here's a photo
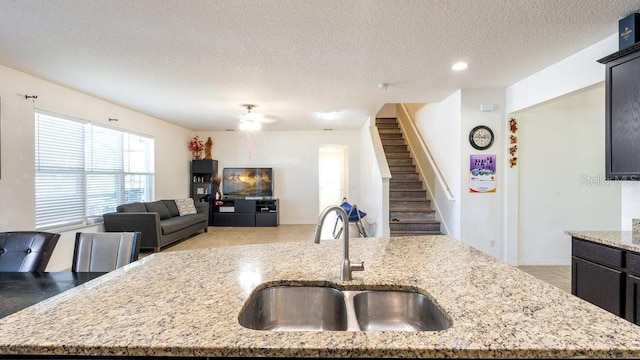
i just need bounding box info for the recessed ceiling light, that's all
[451,62,468,71]
[314,111,343,121]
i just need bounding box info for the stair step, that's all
[381,139,406,146]
[390,182,423,190]
[378,133,404,140]
[378,128,402,134]
[389,165,416,173]
[390,210,436,221]
[390,231,443,237]
[390,199,431,209]
[376,123,399,129]
[387,158,414,166]
[383,145,408,152]
[390,220,441,232]
[376,117,398,124]
[390,189,427,199]
[391,173,419,181]
[385,151,411,159]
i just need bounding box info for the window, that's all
[35,111,154,230]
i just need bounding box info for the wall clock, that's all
[469,125,494,150]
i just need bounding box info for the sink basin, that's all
[238,284,451,332]
[351,290,451,331]
[238,285,348,331]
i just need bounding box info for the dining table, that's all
[0,272,106,319]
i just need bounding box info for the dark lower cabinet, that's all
[626,274,640,324]
[572,236,640,324]
[626,251,640,324]
[213,199,278,227]
[572,256,624,316]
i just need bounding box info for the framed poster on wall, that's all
[469,154,496,193]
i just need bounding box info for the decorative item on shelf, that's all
[204,137,213,159]
[188,135,204,160]
[510,135,517,144]
[213,174,222,199]
[619,13,640,50]
[508,145,517,156]
[509,157,518,168]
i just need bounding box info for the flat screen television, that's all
[222,167,274,198]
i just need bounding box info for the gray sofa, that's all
[103,200,208,252]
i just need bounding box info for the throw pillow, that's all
[145,201,171,220]
[175,198,197,216]
[163,200,180,217]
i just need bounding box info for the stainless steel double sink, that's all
[238,285,451,332]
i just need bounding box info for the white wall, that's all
[503,33,640,264]
[516,85,621,265]
[358,118,391,237]
[0,63,192,271]
[415,91,462,239]
[197,130,362,224]
[459,88,505,259]
[505,34,617,114]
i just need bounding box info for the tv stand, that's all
[213,199,278,227]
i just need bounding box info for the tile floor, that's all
[518,265,571,293]
[146,225,572,293]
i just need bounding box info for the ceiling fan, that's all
[239,104,276,131]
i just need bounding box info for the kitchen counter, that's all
[1,235,639,358]
[566,230,640,253]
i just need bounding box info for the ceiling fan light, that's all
[239,120,261,132]
[241,111,264,122]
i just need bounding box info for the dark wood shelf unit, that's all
[213,199,278,227]
[190,159,218,226]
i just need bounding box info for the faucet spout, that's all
[312,205,364,281]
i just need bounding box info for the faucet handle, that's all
[351,261,364,272]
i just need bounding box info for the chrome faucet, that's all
[312,205,364,281]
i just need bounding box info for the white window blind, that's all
[35,111,154,230]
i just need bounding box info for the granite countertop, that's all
[1,235,640,358]
[565,230,640,253]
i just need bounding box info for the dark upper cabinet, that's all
[599,42,640,180]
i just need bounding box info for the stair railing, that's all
[396,103,454,234]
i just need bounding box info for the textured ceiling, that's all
[1,0,639,131]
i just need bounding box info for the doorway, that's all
[318,145,348,239]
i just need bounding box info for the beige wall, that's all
[516,84,621,265]
[191,130,363,225]
[0,63,192,270]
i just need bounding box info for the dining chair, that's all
[0,231,60,272]
[72,232,141,272]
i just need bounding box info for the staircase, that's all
[376,117,441,236]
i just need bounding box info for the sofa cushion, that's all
[145,201,171,220]
[163,200,180,217]
[160,213,207,234]
[117,202,147,212]
[175,198,197,216]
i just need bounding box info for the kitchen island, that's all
[1,235,639,358]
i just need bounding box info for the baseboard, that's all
[517,258,571,266]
